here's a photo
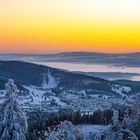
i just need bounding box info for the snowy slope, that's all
[112,84,131,97]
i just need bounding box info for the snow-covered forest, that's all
[0,61,140,140]
[0,79,140,140]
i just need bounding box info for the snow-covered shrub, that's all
[0,79,28,140]
[88,109,138,140]
[122,94,140,139]
[46,121,83,140]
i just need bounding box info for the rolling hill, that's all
[0,61,139,97]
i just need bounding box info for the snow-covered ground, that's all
[23,86,47,105]
[79,125,106,137]
[0,84,135,113]
[50,96,67,106]
[112,84,131,97]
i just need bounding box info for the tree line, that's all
[26,108,126,139]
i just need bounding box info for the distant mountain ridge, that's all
[0,52,140,67]
[1,51,140,56]
[52,51,140,56]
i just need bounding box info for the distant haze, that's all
[0,52,140,80]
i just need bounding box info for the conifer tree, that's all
[0,79,28,140]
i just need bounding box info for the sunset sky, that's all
[0,0,140,54]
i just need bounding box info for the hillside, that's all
[0,61,138,97]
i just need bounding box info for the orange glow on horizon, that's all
[0,0,140,54]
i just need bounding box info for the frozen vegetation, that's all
[0,79,139,139]
[0,79,28,140]
[46,121,83,140]
[45,106,139,140]
[0,62,140,139]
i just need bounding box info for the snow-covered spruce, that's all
[121,94,140,139]
[88,109,138,140]
[46,121,83,140]
[0,79,28,140]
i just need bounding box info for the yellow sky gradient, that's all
[0,0,140,53]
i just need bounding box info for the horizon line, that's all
[0,51,140,55]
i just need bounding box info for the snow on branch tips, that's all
[0,79,28,140]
